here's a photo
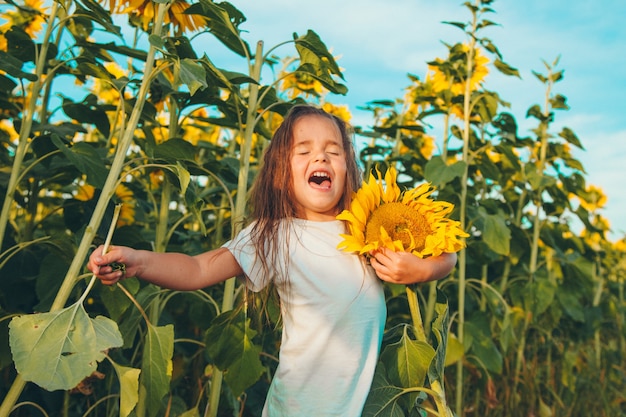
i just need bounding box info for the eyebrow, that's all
[293,139,343,147]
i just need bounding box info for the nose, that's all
[313,149,328,162]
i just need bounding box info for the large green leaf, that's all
[186,0,249,57]
[204,311,265,396]
[0,50,37,81]
[51,134,109,188]
[525,162,556,191]
[9,303,123,391]
[478,208,511,255]
[294,30,347,95]
[142,323,174,417]
[379,325,435,396]
[464,315,503,374]
[154,139,196,162]
[61,95,111,137]
[295,30,343,77]
[523,276,557,318]
[424,156,466,187]
[362,365,406,417]
[178,58,208,95]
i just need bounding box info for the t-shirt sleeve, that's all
[221,223,269,292]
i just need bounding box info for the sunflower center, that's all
[365,202,431,251]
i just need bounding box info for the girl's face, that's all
[290,115,347,221]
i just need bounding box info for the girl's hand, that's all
[369,248,457,284]
[88,245,140,285]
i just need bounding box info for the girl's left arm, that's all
[369,249,457,284]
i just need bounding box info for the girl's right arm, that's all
[87,245,243,290]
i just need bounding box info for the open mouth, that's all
[309,171,332,188]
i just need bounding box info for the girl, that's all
[88,105,457,416]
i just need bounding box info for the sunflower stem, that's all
[424,280,438,337]
[406,285,426,343]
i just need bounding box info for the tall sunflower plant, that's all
[337,166,466,416]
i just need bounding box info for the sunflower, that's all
[0,0,48,39]
[75,182,136,227]
[99,0,205,35]
[337,167,468,258]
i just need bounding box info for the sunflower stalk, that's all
[0,0,60,252]
[406,285,427,342]
[205,40,264,417]
[512,61,554,403]
[454,3,478,413]
[592,252,603,367]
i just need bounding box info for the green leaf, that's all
[444,334,464,366]
[51,135,109,188]
[294,30,348,95]
[550,94,569,110]
[76,62,114,82]
[154,138,196,162]
[493,58,520,78]
[295,30,343,77]
[178,408,201,417]
[199,55,232,89]
[204,311,265,396]
[99,278,139,321]
[167,162,191,196]
[428,290,450,383]
[526,104,547,121]
[525,163,556,191]
[557,290,585,322]
[362,365,406,417]
[558,127,583,149]
[179,58,208,95]
[442,20,467,31]
[110,360,141,417]
[186,0,249,57]
[148,34,166,50]
[380,325,435,390]
[142,324,174,417]
[464,315,502,373]
[424,156,466,187]
[523,276,556,317]
[532,70,548,84]
[474,92,499,122]
[75,40,148,61]
[0,50,37,81]
[479,209,510,255]
[61,95,111,137]
[9,304,123,391]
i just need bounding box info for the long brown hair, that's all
[247,104,361,283]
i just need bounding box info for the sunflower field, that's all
[0,0,624,416]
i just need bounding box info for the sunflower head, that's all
[337,167,468,258]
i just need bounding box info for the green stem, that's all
[155,180,172,253]
[479,264,488,311]
[424,281,438,337]
[455,5,477,412]
[513,63,553,404]
[592,254,603,367]
[206,40,265,417]
[0,0,59,249]
[406,285,426,342]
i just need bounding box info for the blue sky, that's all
[215,0,626,240]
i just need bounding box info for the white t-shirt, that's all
[224,218,386,417]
